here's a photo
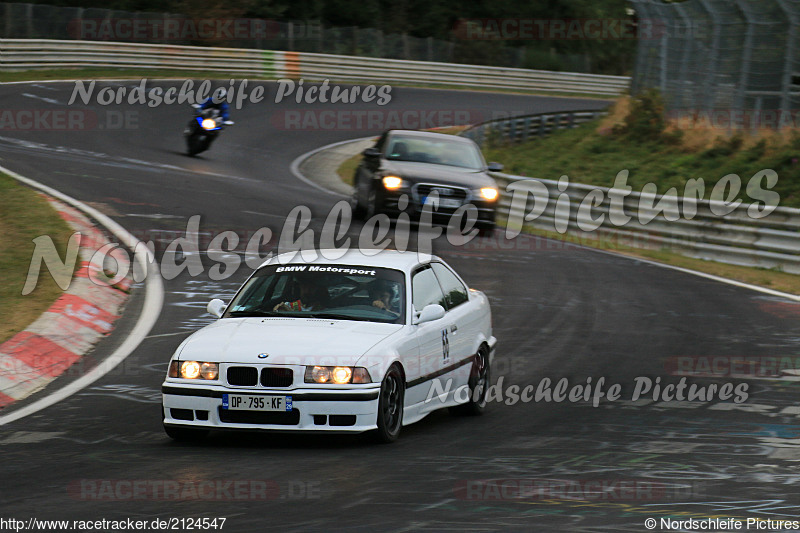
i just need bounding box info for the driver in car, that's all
[370,282,400,316]
[274,278,328,311]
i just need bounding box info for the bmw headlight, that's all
[304,366,371,384]
[169,360,219,380]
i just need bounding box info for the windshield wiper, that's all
[306,312,372,322]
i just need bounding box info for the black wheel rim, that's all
[381,370,402,433]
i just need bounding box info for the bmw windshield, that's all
[223,265,406,324]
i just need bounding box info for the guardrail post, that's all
[522,117,532,142]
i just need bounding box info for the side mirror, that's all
[191,103,201,109]
[207,299,227,318]
[363,147,381,158]
[414,304,446,324]
[487,162,504,172]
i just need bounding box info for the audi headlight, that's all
[169,361,219,380]
[479,187,499,201]
[382,176,403,190]
[304,366,371,384]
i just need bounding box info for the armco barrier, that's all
[0,39,630,96]
[461,110,607,145]
[493,173,800,274]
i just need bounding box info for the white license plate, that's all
[423,196,462,209]
[222,394,292,411]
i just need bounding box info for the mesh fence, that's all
[0,2,515,69]
[1,2,637,73]
[631,0,800,130]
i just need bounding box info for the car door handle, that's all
[451,324,458,334]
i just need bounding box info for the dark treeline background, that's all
[4,0,635,73]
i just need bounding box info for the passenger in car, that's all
[273,278,329,311]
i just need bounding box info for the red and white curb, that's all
[0,165,163,426]
[0,196,133,408]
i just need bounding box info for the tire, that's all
[186,134,201,156]
[450,346,490,416]
[351,177,366,220]
[164,424,209,442]
[477,222,496,237]
[374,364,404,443]
[365,186,380,220]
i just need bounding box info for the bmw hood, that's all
[177,318,403,366]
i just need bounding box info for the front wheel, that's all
[450,346,490,416]
[364,186,380,220]
[350,178,366,220]
[374,364,404,443]
[477,222,496,237]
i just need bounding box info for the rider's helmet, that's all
[213,87,228,102]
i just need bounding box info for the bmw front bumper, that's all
[162,383,381,433]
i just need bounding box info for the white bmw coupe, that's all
[162,248,495,443]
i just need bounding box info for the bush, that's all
[617,89,667,141]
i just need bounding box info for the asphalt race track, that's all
[2,81,800,532]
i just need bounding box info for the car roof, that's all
[386,129,475,145]
[259,248,440,272]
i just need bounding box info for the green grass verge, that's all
[482,119,800,207]
[0,174,77,344]
[337,153,362,186]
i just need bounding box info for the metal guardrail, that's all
[461,110,607,145]
[0,39,630,96]
[457,110,800,273]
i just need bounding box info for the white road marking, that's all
[0,165,165,427]
[289,136,375,197]
[590,247,800,303]
[21,92,61,104]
